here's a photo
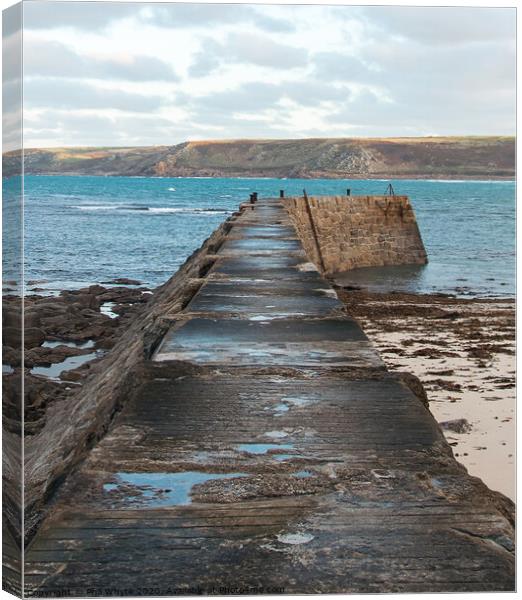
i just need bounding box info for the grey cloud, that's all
[3,78,21,114]
[3,108,22,151]
[225,32,308,69]
[23,2,295,33]
[3,28,22,84]
[191,82,281,117]
[146,4,295,32]
[281,80,352,107]
[190,32,308,77]
[188,49,221,78]
[24,109,194,146]
[24,1,139,31]
[326,74,515,137]
[186,80,353,133]
[24,79,166,112]
[24,39,178,82]
[361,6,516,46]
[360,38,515,98]
[311,52,375,84]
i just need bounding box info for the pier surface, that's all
[25,198,514,595]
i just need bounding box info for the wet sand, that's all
[337,289,515,501]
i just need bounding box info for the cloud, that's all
[24,79,166,112]
[24,2,295,33]
[19,4,516,146]
[361,6,516,45]
[2,24,22,84]
[190,32,308,77]
[24,1,139,31]
[24,39,179,82]
[143,4,295,32]
[189,79,353,122]
[311,52,375,84]
[2,4,22,151]
[23,109,195,147]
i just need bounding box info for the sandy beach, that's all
[338,289,515,501]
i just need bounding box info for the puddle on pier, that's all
[30,352,100,380]
[103,471,248,506]
[268,396,316,417]
[248,313,306,322]
[264,430,289,439]
[277,532,315,545]
[100,302,118,318]
[236,443,297,461]
[43,339,95,349]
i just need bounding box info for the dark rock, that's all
[24,327,46,349]
[439,418,472,434]
[60,369,85,382]
[24,345,92,368]
[101,278,142,285]
[24,311,42,328]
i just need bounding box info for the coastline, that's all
[13,171,517,181]
[337,288,515,501]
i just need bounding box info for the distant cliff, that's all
[3,137,515,179]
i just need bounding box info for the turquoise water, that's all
[2,175,515,297]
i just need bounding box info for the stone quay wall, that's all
[284,195,428,275]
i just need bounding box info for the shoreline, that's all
[13,172,516,181]
[337,287,516,501]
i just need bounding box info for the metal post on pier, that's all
[280,190,285,198]
[385,183,396,197]
[347,188,351,196]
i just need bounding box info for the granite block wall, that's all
[284,195,427,275]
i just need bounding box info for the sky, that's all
[2,1,517,149]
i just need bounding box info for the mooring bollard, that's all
[280,190,285,198]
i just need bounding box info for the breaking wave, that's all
[73,204,231,215]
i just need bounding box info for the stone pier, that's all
[21,197,514,595]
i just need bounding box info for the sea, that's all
[2,175,516,298]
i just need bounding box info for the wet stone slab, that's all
[197,279,339,298]
[211,254,308,272]
[228,225,297,238]
[218,238,303,253]
[153,318,382,368]
[184,292,342,317]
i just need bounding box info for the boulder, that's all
[24,345,92,368]
[439,418,472,434]
[101,278,142,285]
[24,328,46,349]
